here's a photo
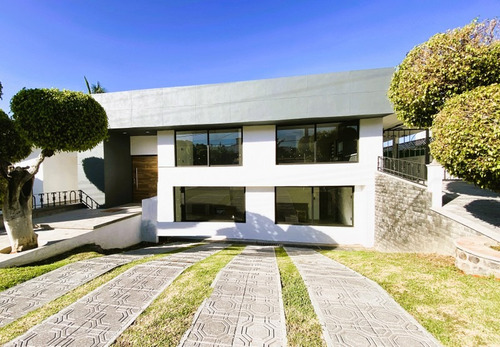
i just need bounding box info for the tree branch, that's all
[0,159,11,179]
[26,151,46,177]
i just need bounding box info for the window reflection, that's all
[174,187,245,222]
[276,125,314,163]
[175,129,242,166]
[275,186,353,226]
[176,131,208,166]
[276,121,358,164]
[209,129,242,165]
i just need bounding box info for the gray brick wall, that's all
[375,172,479,255]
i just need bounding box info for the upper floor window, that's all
[176,128,242,166]
[276,121,358,164]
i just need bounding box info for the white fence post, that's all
[426,161,444,208]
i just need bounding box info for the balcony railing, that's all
[32,190,100,210]
[377,156,427,185]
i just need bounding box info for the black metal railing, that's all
[377,156,427,185]
[32,190,100,209]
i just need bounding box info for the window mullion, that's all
[206,130,210,166]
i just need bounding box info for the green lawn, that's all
[0,245,498,346]
[321,250,500,347]
[275,247,325,346]
[0,244,103,291]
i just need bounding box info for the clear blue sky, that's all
[0,0,498,112]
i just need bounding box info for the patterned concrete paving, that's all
[5,243,226,347]
[285,246,441,347]
[179,245,287,347]
[0,241,198,328]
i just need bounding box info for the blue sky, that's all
[0,0,498,112]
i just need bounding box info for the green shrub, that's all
[430,84,500,191]
[388,19,500,128]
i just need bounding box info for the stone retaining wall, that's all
[375,172,480,255]
[455,236,500,279]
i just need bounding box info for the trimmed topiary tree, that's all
[430,84,500,192]
[388,19,500,128]
[0,88,108,252]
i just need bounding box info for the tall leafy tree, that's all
[388,19,500,128]
[0,88,108,252]
[388,19,500,191]
[430,84,500,191]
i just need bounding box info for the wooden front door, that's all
[132,156,158,202]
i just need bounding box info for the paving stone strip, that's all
[0,242,199,328]
[179,245,287,347]
[285,247,441,347]
[4,242,223,347]
[0,241,200,329]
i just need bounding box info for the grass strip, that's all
[320,250,500,347]
[275,247,325,347]
[113,245,244,346]
[0,244,104,292]
[0,243,203,344]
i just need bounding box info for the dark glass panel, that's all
[313,187,353,226]
[337,123,358,162]
[209,129,242,165]
[176,131,208,166]
[174,187,245,222]
[276,125,314,163]
[275,187,312,224]
[316,123,337,162]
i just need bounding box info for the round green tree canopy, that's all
[388,19,500,128]
[0,109,32,163]
[10,88,108,152]
[430,84,500,192]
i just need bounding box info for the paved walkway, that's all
[442,181,500,241]
[0,244,443,346]
[285,246,441,347]
[179,245,286,346]
[6,243,226,347]
[0,242,197,328]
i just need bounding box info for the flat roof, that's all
[93,67,395,132]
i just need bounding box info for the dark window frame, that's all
[174,186,246,223]
[275,121,359,164]
[175,128,243,167]
[274,186,354,227]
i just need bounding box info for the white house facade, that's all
[34,68,395,247]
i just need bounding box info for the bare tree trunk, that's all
[1,151,48,253]
[3,171,37,252]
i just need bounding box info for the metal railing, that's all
[377,156,427,185]
[32,190,100,209]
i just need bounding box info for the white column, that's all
[427,161,444,208]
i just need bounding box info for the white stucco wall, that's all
[155,118,383,246]
[43,152,78,192]
[130,135,158,155]
[15,150,78,196]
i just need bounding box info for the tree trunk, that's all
[1,151,48,253]
[2,168,38,253]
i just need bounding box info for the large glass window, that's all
[176,131,208,166]
[276,121,358,164]
[174,187,245,222]
[176,129,242,166]
[275,186,353,226]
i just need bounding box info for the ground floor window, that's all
[174,187,245,222]
[275,186,353,226]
